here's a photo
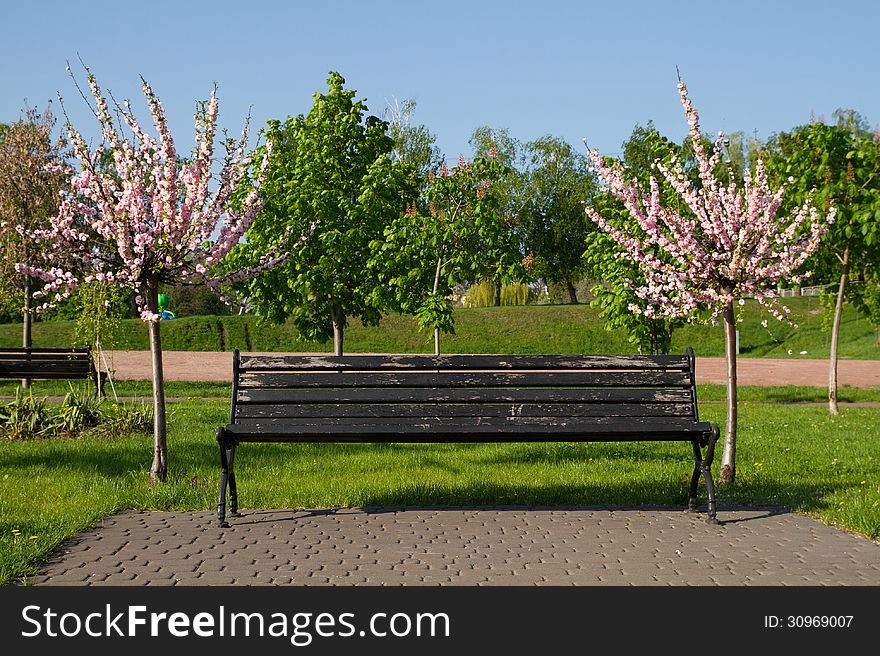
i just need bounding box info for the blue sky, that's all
[2,0,878,162]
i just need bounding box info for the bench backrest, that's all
[0,347,94,380]
[229,349,701,425]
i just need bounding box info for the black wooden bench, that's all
[0,347,106,397]
[215,348,721,527]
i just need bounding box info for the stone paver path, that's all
[28,507,880,586]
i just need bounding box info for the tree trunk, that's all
[563,270,578,304]
[146,281,167,484]
[331,305,344,356]
[828,247,849,416]
[494,279,502,307]
[434,327,441,356]
[719,299,738,485]
[432,256,444,356]
[21,275,32,389]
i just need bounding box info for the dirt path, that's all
[98,350,880,388]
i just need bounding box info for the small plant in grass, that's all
[0,389,152,439]
[0,389,52,439]
[98,402,154,437]
[56,390,103,435]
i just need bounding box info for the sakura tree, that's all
[585,78,833,485]
[17,69,302,483]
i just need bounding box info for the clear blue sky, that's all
[3,0,878,162]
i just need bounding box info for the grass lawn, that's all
[1,394,878,585]
[1,296,878,359]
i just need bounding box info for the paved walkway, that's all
[100,350,880,388]
[28,506,880,586]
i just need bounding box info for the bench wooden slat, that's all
[238,371,692,389]
[0,347,91,356]
[226,416,714,441]
[237,354,690,372]
[0,355,91,362]
[234,402,697,419]
[0,369,92,377]
[237,387,694,405]
[229,415,711,430]
[0,361,91,369]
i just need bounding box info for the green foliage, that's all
[73,282,131,348]
[54,391,103,434]
[763,122,880,291]
[849,270,880,342]
[159,285,231,317]
[0,107,67,325]
[0,389,52,439]
[99,401,154,437]
[236,71,416,346]
[0,390,153,440]
[413,293,456,336]
[585,231,682,355]
[520,136,596,302]
[385,98,444,189]
[468,126,530,288]
[370,154,523,343]
[464,280,529,307]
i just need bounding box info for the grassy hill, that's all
[0,296,877,358]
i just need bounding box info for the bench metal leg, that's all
[217,427,241,528]
[688,427,721,525]
[217,430,230,528]
[227,444,240,519]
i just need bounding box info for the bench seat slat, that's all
[0,369,92,377]
[237,387,694,405]
[235,402,696,419]
[238,371,692,389]
[226,416,714,441]
[238,354,690,372]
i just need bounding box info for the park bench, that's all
[0,346,106,397]
[215,348,721,527]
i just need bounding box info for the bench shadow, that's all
[223,480,828,529]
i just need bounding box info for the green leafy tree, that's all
[370,154,522,354]
[850,266,880,343]
[238,72,416,355]
[0,106,67,383]
[763,120,880,414]
[385,98,444,189]
[469,126,528,304]
[521,136,595,304]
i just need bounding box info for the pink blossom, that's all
[17,70,308,319]
[585,79,833,326]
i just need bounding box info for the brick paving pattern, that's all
[27,507,880,586]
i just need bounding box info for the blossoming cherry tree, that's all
[18,70,305,483]
[585,79,833,484]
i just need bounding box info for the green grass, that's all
[1,398,879,585]
[1,296,878,358]
[0,379,231,399]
